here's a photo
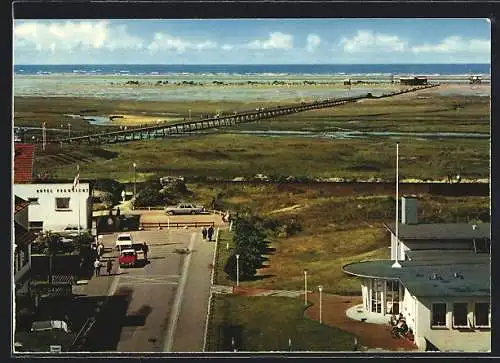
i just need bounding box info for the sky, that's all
[13,19,491,65]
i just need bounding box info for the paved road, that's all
[97,228,216,352]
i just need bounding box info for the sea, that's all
[13,63,490,76]
[13,64,490,101]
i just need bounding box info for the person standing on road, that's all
[97,242,104,258]
[207,226,214,241]
[201,227,208,240]
[142,242,149,263]
[106,259,113,275]
[94,258,102,277]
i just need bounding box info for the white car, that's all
[115,233,133,251]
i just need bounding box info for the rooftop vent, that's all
[454,272,464,279]
[401,196,418,225]
[429,273,443,281]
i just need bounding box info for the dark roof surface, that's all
[14,144,35,184]
[384,222,491,240]
[14,196,30,214]
[405,250,489,263]
[343,259,490,297]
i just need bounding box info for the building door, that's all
[386,280,400,315]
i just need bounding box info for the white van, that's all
[115,233,133,251]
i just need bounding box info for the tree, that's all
[36,231,61,283]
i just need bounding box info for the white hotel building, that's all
[13,183,92,233]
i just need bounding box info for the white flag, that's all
[72,165,80,191]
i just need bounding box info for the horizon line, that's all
[14,62,491,66]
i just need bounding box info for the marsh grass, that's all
[46,134,489,181]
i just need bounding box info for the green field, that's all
[205,294,356,352]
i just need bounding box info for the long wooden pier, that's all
[54,84,439,145]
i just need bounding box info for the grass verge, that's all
[205,295,356,352]
[213,229,235,286]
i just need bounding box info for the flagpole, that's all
[392,142,401,268]
[77,165,81,236]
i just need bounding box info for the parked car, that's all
[119,249,137,268]
[165,203,205,215]
[115,233,133,251]
[61,225,85,238]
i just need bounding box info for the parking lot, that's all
[96,228,216,352]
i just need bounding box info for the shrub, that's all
[133,179,166,208]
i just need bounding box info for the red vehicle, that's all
[119,249,138,268]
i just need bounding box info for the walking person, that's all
[97,242,104,258]
[106,259,113,275]
[142,242,149,263]
[201,226,208,240]
[94,258,102,277]
[207,225,214,242]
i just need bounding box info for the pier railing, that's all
[50,84,439,146]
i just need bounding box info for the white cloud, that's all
[147,32,217,53]
[14,21,144,53]
[306,34,321,53]
[411,36,490,54]
[222,44,233,51]
[246,32,293,50]
[339,30,407,53]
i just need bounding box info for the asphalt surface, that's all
[97,228,216,352]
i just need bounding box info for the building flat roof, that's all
[384,222,491,240]
[343,259,490,297]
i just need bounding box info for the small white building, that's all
[343,196,490,352]
[13,183,92,233]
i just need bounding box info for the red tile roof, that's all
[15,222,37,247]
[14,144,35,184]
[14,196,30,214]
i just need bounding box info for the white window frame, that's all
[452,302,469,329]
[474,302,490,328]
[431,302,448,329]
[55,197,71,211]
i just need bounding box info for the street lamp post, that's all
[42,122,46,151]
[304,269,308,306]
[318,285,323,324]
[236,254,240,287]
[133,162,137,198]
[68,123,71,138]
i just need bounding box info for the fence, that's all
[140,221,215,230]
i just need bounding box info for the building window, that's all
[27,197,39,204]
[371,279,383,314]
[475,303,490,328]
[431,303,447,328]
[452,303,469,328]
[474,239,490,254]
[55,197,71,210]
[29,221,43,232]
